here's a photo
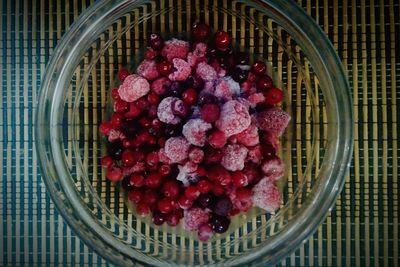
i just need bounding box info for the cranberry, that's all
[125,102,141,118]
[209,166,231,186]
[147,92,160,105]
[157,60,173,76]
[263,87,283,105]
[191,22,210,41]
[147,33,164,51]
[136,202,151,216]
[136,97,149,110]
[106,167,122,182]
[209,214,230,233]
[236,51,249,65]
[198,224,213,241]
[185,185,200,200]
[204,148,223,164]
[159,164,171,177]
[111,88,120,100]
[144,48,157,60]
[178,196,193,209]
[214,31,231,51]
[212,183,225,196]
[235,187,253,211]
[182,88,198,105]
[231,67,249,83]
[143,189,158,205]
[139,117,151,129]
[197,180,212,193]
[162,180,181,199]
[120,150,136,167]
[196,193,215,209]
[99,121,112,136]
[167,211,181,226]
[122,139,133,148]
[118,68,130,82]
[121,176,134,191]
[114,99,129,113]
[148,105,158,118]
[100,156,113,168]
[130,173,145,187]
[200,103,220,123]
[171,99,189,117]
[145,172,162,189]
[158,137,166,147]
[208,130,227,149]
[243,163,262,185]
[213,197,232,216]
[251,61,267,76]
[196,166,207,177]
[158,198,174,214]
[152,212,166,225]
[128,189,143,203]
[146,151,159,166]
[110,113,123,128]
[136,131,152,144]
[232,171,248,187]
[256,75,273,91]
[106,140,124,160]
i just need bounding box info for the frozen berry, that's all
[200,103,220,123]
[209,214,230,233]
[232,171,248,187]
[130,173,145,187]
[151,77,171,95]
[198,224,213,241]
[184,207,209,231]
[101,156,113,168]
[99,121,112,136]
[257,108,291,136]
[214,31,231,51]
[264,87,283,105]
[185,75,204,90]
[167,211,181,226]
[196,62,217,81]
[147,92,160,105]
[178,196,193,209]
[188,147,204,164]
[261,155,285,181]
[136,59,159,81]
[161,38,190,62]
[198,93,218,106]
[216,100,251,137]
[159,164,171,177]
[157,60,173,76]
[106,166,122,182]
[213,197,232,216]
[128,189,143,203]
[252,178,281,212]
[118,74,150,103]
[118,68,130,82]
[121,150,137,167]
[208,130,227,149]
[147,33,164,50]
[152,212,166,225]
[106,140,124,160]
[196,193,215,209]
[233,187,253,211]
[182,88,198,105]
[212,183,225,196]
[256,75,273,91]
[185,185,200,200]
[145,172,162,189]
[111,88,120,99]
[197,180,212,193]
[157,198,174,214]
[182,118,212,147]
[191,22,210,41]
[144,48,157,60]
[209,165,231,186]
[236,51,249,65]
[231,67,249,83]
[143,189,159,205]
[251,61,267,76]
[162,180,181,199]
[114,99,129,113]
[157,96,181,125]
[204,147,223,164]
[136,202,151,216]
[146,151,159,166]
[221,144,248,172]
[171,99,189,117]
[164,136,190,163]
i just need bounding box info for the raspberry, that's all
[187,42,208,67]
[151,77,171,95]
[200,103,220,123]
[257,108,291,136]
[136,59,159,81]
[208,130,227,149]
[247,145,262,163]
[248,93,266,106]
[158,148,172,164]
[252,178,281,212]
[233,123,259,147]
[198,224,213,242]
[261,155,285,181]
[183,207,209,231]
[196,62,217,81]
[214,79,232,101]
[221,144,248,171]
[182,118,212,147]
[216,100,251,137]
[188,147,204,164]
[164,136,190,163]
[118,74,150,103]
[168,58,192,81]
[157,96,181,125]
[209,165,231,186]
[161,38,190,61]
[106,166,122,182]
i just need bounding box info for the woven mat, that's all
[1,0,399,266]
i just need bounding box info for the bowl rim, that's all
[35,0,354,266]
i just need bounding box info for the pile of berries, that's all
[99,22,290,241]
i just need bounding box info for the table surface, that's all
[1,0,399,266]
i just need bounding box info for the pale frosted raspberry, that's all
[168,58,192,81]
[188,147,204,164]
[221,144,248,171]
[198,224,214,242]
[215,100,251,137]
[201,81,215,95]
[157,96,181,124]
[214,79,232,101]
[248,93,266,106]
[118,74,150,102]
[161,38,190,61]
[246,145,262,163]
[151,77,171,95]
[182,118,212,146]
[261,156,285,181]
[234,123,259,147]
[136,59,159,80]
[187,42,208,67]
[108,129,125,142]
[158,148,172,164]
[209,60,227,77]
[196,62,217,81]
[182,160,198,173]
[222,76,240,95]
[122,162,146,176]
[252,178,281,213]
[257,108,291,136]
[227,187,253,212]
[164,136,190,163]
[184,207,209,231]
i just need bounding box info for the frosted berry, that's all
[167,211,181,226]
[118,68,130,82]
[198,224,213,241]
[171,99,189,117]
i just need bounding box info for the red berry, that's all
[263,87,283,105]
[204,148,223,164]
[151,118,162,130]
[148,105,158,118]
[143,189,158,205]
[128,189,143,203]
[178,196,193,209]
[147,136,157,145]
[118,68,130,82]
[235,187,253,211]
[158,137,166,148]
[160,164,171,177]
[171,99,189,117]
[162,180,181,199]
[232,171,248,187]
[182,88,198,105]
[208,130,227,149]
[106,167,122,182]
[145,172,162,189]
[209,165,231,186]
[243,163,262,185]
[191,22,210,41]
[157,60,173,76]
[188,147,204,164]
[114,99,129,113]
[198,224,213,241]
[130,173,145,187]
[251,61,267,76]
[144,48,157,60]
[147,33,164,51]
[146,151,159,166]
[200,103,220,123]
[111,88,120,100]
[212,183,225,196]
[185,185,200,200]
[152,212,166,225]
[125,102,141,118]
[110,113,124,128]
[136,201,151,216]
[256,75,273,91]
[167,211,181,226]
[147,92,160,105]
[99,121,112,136]
[121,150,137,167]
[157,198,174,214]
[197,180,212,193]
[122,139,132,148]
[136,97,149,110]
[100,156,113,168]
[214,30,231,51]
[196,166,207,177]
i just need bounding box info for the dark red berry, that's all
[130,173,145,187]
[256,75,273,91]
[121,150,137,167]
[204,148,223,164]
[191,22,210,41]
[196,193,215,209]
[114,99,129,113]
[100,156,113,168]
[157,60,173,76]
[106,167,122,182]
[209,165,231,186]
[148,105,158,118]
[99,121,112,136]
[146,151,159,167]
[214,31,231,51]
[136,97,149,110]
[159,164,171,177]
[231,67,249,83]
[158,198,174,214]
[251,61,267,76]
[128,189,143,204]
[178,196,193,209]
[209,214,230,233]
[185,185,200,200]
[110,113,123,128]
[145,172,162,189]
[167,211,181,226]
[158,137,166,147]
[162,180,180,199]
[198,93,218,106]
[208,130,227,149]
[111,88,120,100]
[196,166,207,177]
[232,171,248,187]
[264,87,283,105]
[213,197,232,216]
[147,92,160,105]
[143,189,158,205]
[197,180,212,193]
[212,183,224,196]
[152,212,166,225]
[138,117,151,129]
[144,48,157,60]
[136,201,151,216]
[182,88,198,105]
[236,51,249,65]
[147,33,164,51]
[261,142,277,158]
[118,68,130,82]
[200,103,220,123]
[125,102,141,118]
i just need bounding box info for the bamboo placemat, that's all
[1,0,399,266]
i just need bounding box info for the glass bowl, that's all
[35,0,353,266]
